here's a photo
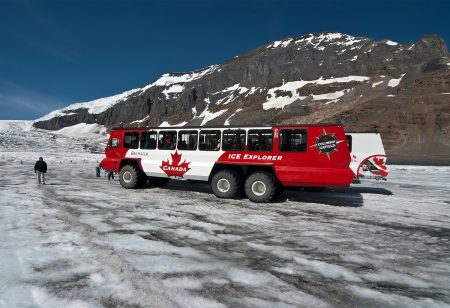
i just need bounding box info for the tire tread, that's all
[244,171,277,203]
[211,169,241,199]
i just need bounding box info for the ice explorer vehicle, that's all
[101,124,354,202]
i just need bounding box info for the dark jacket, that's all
[34,160,47,173]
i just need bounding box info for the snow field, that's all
[0,123,449,307]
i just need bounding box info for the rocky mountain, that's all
[34,32,450,164]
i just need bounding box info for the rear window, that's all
[279,129,307,152]
[222,129,246,151]
[247,129,273,151]
[123,132,139,149]
[140,131,157,150]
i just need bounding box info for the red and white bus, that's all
[101,125,354,202]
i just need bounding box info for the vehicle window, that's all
[199,130,221,151]
[178,130,198,150]
[123,132,139,149]
[140,131,157,150]
[109,138,119,148]
[279,129,307,152]
[158,131,177,150]
[222,129,246,151]
[346,135,352,152]
[247,129,273,151]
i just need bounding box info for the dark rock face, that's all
[34,32,450,164]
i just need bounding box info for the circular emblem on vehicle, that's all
[310,129,344,159]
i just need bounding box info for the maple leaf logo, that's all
[357,156,388,178]
[160,150,191,178]
[373,157,388,177]
[373,157,384,166]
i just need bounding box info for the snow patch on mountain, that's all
[214,84,249,96]
[54,123,108,139]
[216,94,236,105]
[267,33,366,51]
[212,84,250,105]
[263,95,302,110]
[215,84,240,94]
[131,115,150,125]
[372,81,384,87]
[267,39,293,49]
[141,65,219,92]
[295,33,365,48]
[224,108,243,125]
[245,87,260,97]
[263,76,369,109]
[312,90,346,101]
[159,121,188,127]
[385,40,399,46]
[37,89,141,121]
[199,108,227,126]
[162,84,185,99]
[388,74,406,87]
[316,76,370,84]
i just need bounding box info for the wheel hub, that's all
[252,181,266,196]
[217,178,230,193]
[123,171,132,183]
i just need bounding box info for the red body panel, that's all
[216,126,353,187]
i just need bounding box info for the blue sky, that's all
[0,0,449,120]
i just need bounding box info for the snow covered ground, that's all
[0,122,449,307]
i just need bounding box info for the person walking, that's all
[34,157,47,184]
[96,163,102,177]
[108,171,115,181]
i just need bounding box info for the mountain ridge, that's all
[34,32,450,164]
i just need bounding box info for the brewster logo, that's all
[310,128,344,159]
[160,151,191,177]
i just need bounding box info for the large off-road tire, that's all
[245,171,277,203]
[119,164,146,189]
[211,169,241,199]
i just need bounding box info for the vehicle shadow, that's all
[280,186,392,207]
[280,188,365,207]
[350,186,393,196]
[146,180,213,194]
[142,180,392,207]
